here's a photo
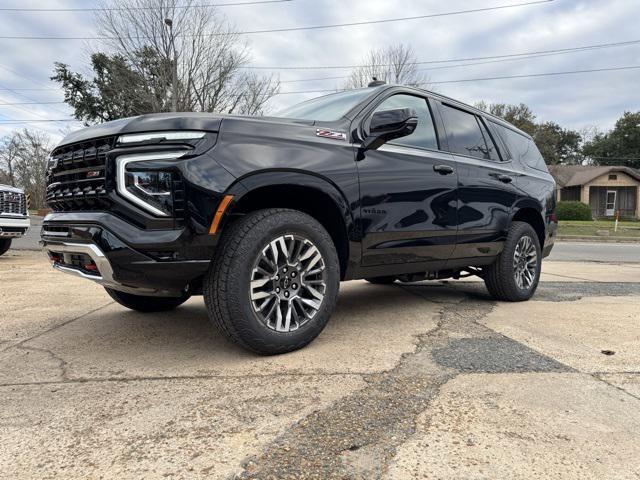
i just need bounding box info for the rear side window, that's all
[492,122,548,172]
[440,104,496,160]
[372,94,438,150]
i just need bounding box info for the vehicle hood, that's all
[56,112,314,148]
[0,184,24,194]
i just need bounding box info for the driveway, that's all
[1,250,639,479]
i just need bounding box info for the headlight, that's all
[116,151,186,216]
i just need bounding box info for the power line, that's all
[0,101,65,106]
[428,65,640,85]
[280,39,640,83]
[0,119,79,124]
[0,0,293,12]
[275,65,640,94]
[256,38,640,71]
[0,88,59,92]
[0,0,553,40]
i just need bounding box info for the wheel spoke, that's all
[306,285,324,300]
[278,236,289,260]
[251,277,270,289]
[299,297,321,310]
[274,300,284,331]
[283,302,293,332]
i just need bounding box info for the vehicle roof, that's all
[366,84,534,140]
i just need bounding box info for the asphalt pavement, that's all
[1,250,639,479]
[548,241,640,263]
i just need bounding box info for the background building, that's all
[549,165,640,219]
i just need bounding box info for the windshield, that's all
[273,88,375,121]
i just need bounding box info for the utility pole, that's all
[164,18,178,112]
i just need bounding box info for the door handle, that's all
[433,164,455,175]
[496,174,513,184]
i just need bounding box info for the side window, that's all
[477,119,501,161]
[440,104,493,160]
[371,94,438,150]
[493,122,548,172]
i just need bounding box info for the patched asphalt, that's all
[1,252,639,479]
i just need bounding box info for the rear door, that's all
[435,102,519,260]
[356,93,458,267]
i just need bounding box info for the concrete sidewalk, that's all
[1,251,639,479]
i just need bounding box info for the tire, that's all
[365,276,396,285]
[0,239,11,256]
[204,208,340,355]
[484,221,542,302]
[105,288,190,312]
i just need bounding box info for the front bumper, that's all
[0,215,30,238]
[41,212,215,296]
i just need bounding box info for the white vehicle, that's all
[0,184,30,256]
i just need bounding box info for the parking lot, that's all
[1,248,639,479]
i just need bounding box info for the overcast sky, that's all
[0,0,638,143]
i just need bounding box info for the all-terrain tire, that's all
[484,221,542,302]
[365,276,396,285]
[0,239,11,256]
[105,288,190,312]
[204,208,340,355]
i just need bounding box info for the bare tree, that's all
[0,135,20,187]
[0,130,52,208]
[95,0,279,115]
[344,44,429,89]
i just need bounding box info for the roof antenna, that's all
[368,77,386,87]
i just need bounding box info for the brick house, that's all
[548,165,640,219]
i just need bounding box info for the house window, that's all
[609,174,618,180]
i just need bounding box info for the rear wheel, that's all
[0,239,11,256]
[484,221,541,301]
[105,288,190,312]
[204,208,340,355]
[365,276,396,285]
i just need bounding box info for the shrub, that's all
[556,201,592,221]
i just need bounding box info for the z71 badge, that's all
[316,129,346,141]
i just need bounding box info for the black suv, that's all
[42,84,556,354]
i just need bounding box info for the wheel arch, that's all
[510,203,546,249]
[223,170,357,280]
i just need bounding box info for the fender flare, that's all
[221,169,361,278]
[226,169,355,228]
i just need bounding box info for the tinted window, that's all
[440,104,493,160]
[477,119,501,161]
[274,88,375,121]
[372,94,438,150]
[492,122,548,171]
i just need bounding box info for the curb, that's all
[556,235,640,244]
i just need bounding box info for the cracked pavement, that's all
[1,250,639,479]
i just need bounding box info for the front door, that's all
[356,93,458,267]
[606,190,617,216]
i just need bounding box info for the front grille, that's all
[0,191,27,216]
[46,137,116,211]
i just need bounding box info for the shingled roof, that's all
[548,165,640,188]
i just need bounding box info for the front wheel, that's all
[105,288,190,312]
[0,239,12,256]
[204,208,340,355]
[484,221,542,302]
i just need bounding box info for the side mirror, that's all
[362,108,418,150]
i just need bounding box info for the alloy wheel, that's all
[250,234,327,332]
[513,235,538,290]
